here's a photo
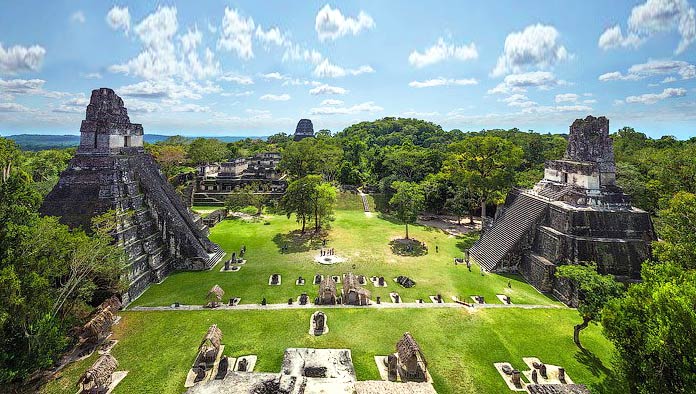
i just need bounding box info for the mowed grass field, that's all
[40,193,625,394]
[40,308,623,394]
[132,194,556,307]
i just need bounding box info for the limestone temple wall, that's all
[41,88,223,303]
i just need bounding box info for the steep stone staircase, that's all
[470,192,548,271]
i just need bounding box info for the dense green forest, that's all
[1,117,695,393]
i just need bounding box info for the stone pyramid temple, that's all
[293,118,315,141]
[470,116,655,304]
[41,88,224,303]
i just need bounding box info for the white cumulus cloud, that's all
[217,7,255,60]
[488,71,565,94]
[309,84,349,95]
[255,25,288,47]
[555,93,579,103]
[408,77,478,88]
[598,25,644,50]
[492,24,568,77]
[599,59,696,81]
[625,87,686,104]
[0,43,46,74]
[0,102,32,112]
[408,38,478,68]
[313,59,374,78]
[315,4,375,41]
[219,74,254,85]
[601,0,696,54]
[109,6,219,81]
[106,6,130,33]
[309,101,383,115]
[259,93,291,101]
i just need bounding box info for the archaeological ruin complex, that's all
[40,88,224,303]
[471,116,655,304]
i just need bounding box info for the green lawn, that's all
[41,194,621,394]
[132,196,556,307]
[40,308,623,394]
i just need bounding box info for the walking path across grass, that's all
[129,302,566,312]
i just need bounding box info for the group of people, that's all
[320,248,335,256]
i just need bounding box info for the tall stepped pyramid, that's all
[41,88,224,303]
[471,116,655,305]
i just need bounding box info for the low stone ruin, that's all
[309,311,328,336]
[206,285,225,308]
[396,276,416,288]
[494,357,585,392]
[185,324,225,388]
[343,273,370,306]
[315,277,337,305]
[203,209,227,227]
[77,354,124,394]
[378,333,428,383]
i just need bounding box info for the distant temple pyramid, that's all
[293,118,315,141]
[470,116,655,304]
[41,88,224,303]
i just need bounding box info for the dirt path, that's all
[417,215,481,237]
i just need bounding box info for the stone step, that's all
[470,192,548,271]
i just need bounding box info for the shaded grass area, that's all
[132,201,555,307]
[40,308,623,394]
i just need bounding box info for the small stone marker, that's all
[237,358,248,372]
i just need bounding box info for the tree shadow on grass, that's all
[576,350,628,394]
[389,238,428,256]
[455,233,479,253]
[272,230,326,254]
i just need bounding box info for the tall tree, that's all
[652,192,696,269]
[0,141,125,383]
[187,138,229,164]
[555,264,623,349]
[225,183,268,215]
[602,261,696,394]
[281,175,321,233]
[389,181,425,239]
[312,181,337,232]
[148,144,187,176]
[444,136,523,221]
[279,138,342,181]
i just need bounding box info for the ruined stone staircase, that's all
[360,194,370,212]
[470,192,548,272]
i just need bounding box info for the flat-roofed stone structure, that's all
[470,116,655,305]
[40,88,224,303]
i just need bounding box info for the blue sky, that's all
[0,0,695,138]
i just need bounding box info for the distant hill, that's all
[4,134,265,151]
